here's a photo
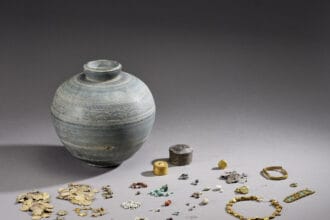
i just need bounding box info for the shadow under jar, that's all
[51,60,156,167]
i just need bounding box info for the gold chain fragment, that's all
[226,196,282,220]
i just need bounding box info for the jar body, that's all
[51,60,155,167]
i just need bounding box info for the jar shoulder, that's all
[51,71,155,126]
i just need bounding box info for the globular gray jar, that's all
[51,60,156,167]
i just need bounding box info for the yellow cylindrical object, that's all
[153,161,168,176]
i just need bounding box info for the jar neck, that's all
[83,60,122,82]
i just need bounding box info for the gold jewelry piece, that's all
[283,188,315,203]
[217,160,228,169]
[226,196,282,220]
[153,161,168,176]
[235,186,249,194]
[261,166,288,180]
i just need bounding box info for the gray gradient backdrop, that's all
[0,1,329,219]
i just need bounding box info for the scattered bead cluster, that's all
[15,154,315,220]
[121,200,141,210]
[149,184,171,197]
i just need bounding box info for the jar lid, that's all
[169,144,193,154]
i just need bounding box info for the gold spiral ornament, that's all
[153,161,168,176]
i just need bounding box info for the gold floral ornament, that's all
[261,166,288,180]
[57,183,98,206]
[16,191,54,220]
[226,196,283,220]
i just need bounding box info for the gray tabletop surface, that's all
[0,1,329,219]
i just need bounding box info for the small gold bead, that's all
[218,160,228,169]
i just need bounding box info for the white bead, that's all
[201,198,209,205]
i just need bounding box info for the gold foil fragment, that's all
[235,186,249,194]
[101,185,114,199]
[16,191,53,220]
[56,210,68,216]
[57,183,97,206]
